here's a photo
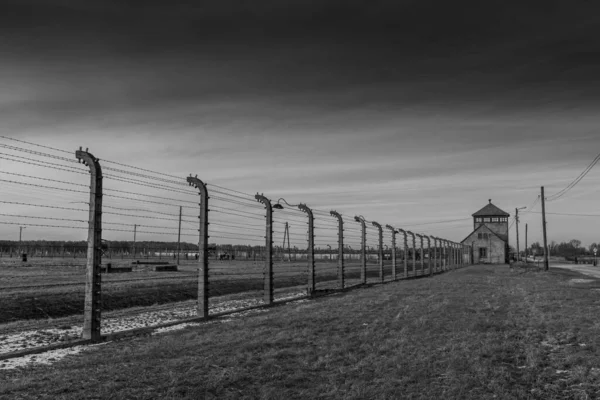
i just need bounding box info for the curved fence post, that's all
[188,176,210,316]
[372,222,383,283]
[298,203,315,295]
[415,234,424,275]
[407,231,416,277]
[331,211,344,289]
[385,225,397,281]
[76,148,103,342]
[354,216,367,284]
[399,229,408,278]
[255,194,274,304]
[432,237,438,273]
[425,236,432,276]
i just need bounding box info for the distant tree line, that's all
[527,239,599,259]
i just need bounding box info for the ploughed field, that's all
[0,256,432,323]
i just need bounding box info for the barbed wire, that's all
[104,174,198,196]
[103,187,198,204]
[0,143,78,164]
[211,209,264,222]
[0,153,88,175]
[102,166,188,187]
[0,178,90,194]
[0,200,87,212]
[0,221,85,229]
[0,136,73,155]
[0,213,87,223]
[102,221,197,230]
[0,170,89,187]
[210,205,265,218]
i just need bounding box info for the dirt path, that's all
[552,263,600,279]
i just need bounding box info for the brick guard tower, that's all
[461,199,510,264]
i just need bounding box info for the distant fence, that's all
[0,140,474,350]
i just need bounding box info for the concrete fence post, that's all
[407,231,416,277]
[385,225,397,281]
[399,229,408,278]
[416,234,424,275]
[255,193,274,304]
[372,222,384,283]
[298,203,315,295]
[331,211,344,289]
[442,240,448,270]
[426,236,432,276]
[188,176,210,316]
[76,148,103,342]
[432,237,438,273]
[354,216,367,284]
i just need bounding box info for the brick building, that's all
[461,200,510,264]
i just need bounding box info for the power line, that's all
[546,151,600,202]
[529,211,600,217]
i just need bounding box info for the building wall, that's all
[464,231,507,264]
[474,221,508,239]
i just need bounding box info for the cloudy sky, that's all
[1,0,600,248]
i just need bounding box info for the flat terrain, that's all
[0,256,431,322]
[3,264,600,399]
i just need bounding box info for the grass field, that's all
[3,264,600,399]
[0,257,434,322]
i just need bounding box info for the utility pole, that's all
[541,187,549,271]
[19,226,26,255]
[133,224,137,260]
[177,206,182,265]
[283,222,291,261]
[525,223,528,262]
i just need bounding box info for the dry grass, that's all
[0,258,428,322]
[3,265,600,399]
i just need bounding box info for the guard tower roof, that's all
[472,199,510,217]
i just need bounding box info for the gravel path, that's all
[0,291,306,370]
[551,263,600,279]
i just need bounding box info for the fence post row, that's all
[331,211,344,289]
[188,176,210,316]
[372,221,384,283]
[354,216,367,284]
[76,148,103,342]
[298,203,315,295]
[255,193,274,305]
[385,225,397,281]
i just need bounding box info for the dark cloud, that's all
[1,0,600,132]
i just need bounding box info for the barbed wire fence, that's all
[0,140,472,357]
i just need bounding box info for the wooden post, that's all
[525,223,528,262]
[541,187,549,271]
[76,148,103,342]
[331,211,344,289]
[188,176,210,317]
[255,194,274,304]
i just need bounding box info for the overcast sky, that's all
[1,0,600,249]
